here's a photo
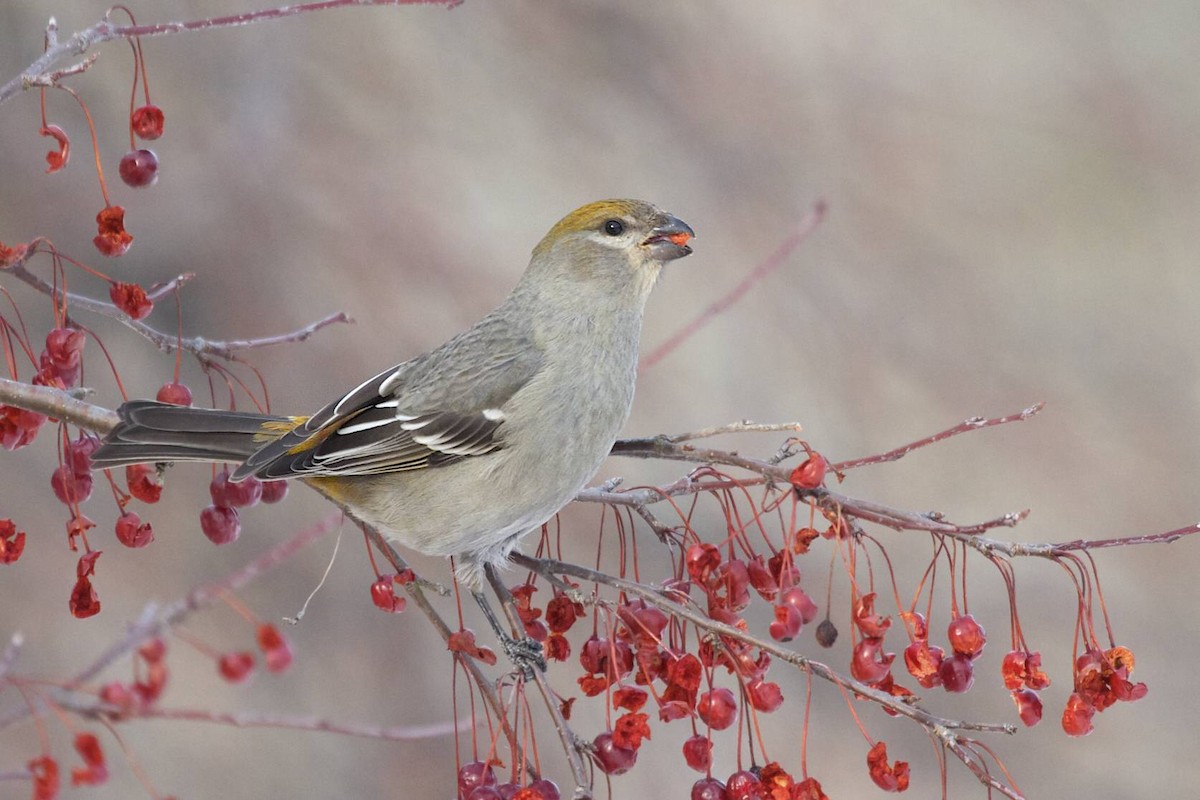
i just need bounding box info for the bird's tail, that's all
[91,401,295,468]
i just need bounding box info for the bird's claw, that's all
[501,634,546,678]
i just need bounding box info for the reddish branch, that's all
[0,513,343,732]
[641,200,827,370]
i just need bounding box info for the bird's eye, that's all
[602,219,624,236]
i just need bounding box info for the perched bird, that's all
[92,199,694,586]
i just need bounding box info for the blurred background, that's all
[2,1,1199,797]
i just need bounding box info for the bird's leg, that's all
[477,565,546,677]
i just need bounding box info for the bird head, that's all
[527,199,695,300]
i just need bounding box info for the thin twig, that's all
[484,567,592,800]
[61,701,466,742]
[2,1,463,107]
[640,200,827,370]
[832,403,1046,472]
[513,554,1020,797]
[0,513,342,732]
[5,258,352,359]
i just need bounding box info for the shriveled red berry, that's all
[769,602,803,642]
[131,104,165,140]
[109,281,153,318]
[815,618,838,648]
[260,479,288,503]
[118,148,159,188]
[200,504,240,544]
[691,777,730,800]
[904,640,945,688]
[115,511,154,548]
[1061,691,1095,736]
[789,452,828,489]
[125,464,162,504]
[939,653,975,693]
[218,651,255,683]
[94,204,133,257]
[947,613,986,658]
[155,382,193,406]
[682,734,713,772]
[685,542,722,584]
[1012,688,1043,727]
[591,731,637,775]
[697,686,738,730]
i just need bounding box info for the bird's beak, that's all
[644,213,695,261]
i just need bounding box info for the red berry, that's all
[68,435,99,475]
[115,511,154,548]
[726,770,764,800]
[131,104,165,139]
[256,623,293,673]
[200,504,240,544]
[51,464,93,505]
[370,575,406,613]
[223,474,263,508]
[44,327,85,385]
[591,731,637,775]
[155,382,193,406]
[119,149,159,188]
[769,602,803,642]
[746,678,784,712]
[691,778,730,800]
[525,779,559,800]
[697,687,738,730]
[939,653,975,693]
[465,789,502,800]
[260,479,288,503]
[217,651,255,683]
[947,614,986,658]
[682,734,713,772]
[781,586,819,624]
[457,761,497,798]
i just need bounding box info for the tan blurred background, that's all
[2,1,1199,797]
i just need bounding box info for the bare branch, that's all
[0,377,119,434]
[4,258,352,359]
[2,1,463,107]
